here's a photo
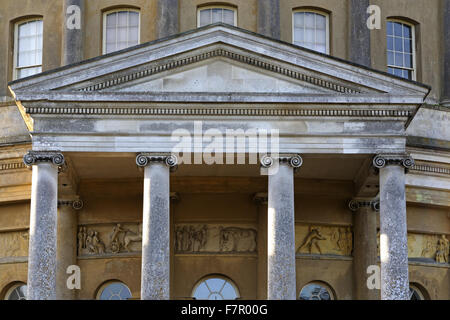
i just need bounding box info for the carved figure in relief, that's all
[109,224,126,253]
[421,240,434,258]
[92,231,105,254]
[86,230,96,254]
[77,227,84,254]
[219,227,257,252]
[192,225,207,252]
[435,235,449,263]
[123,223,142,252]
[175,226,184,252]
[297,227,326,254]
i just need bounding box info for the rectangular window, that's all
[103,10,140,54]
[198,7,237,27]
[293,11,329,54]
[387,21,415,80]
[14,19,43,80]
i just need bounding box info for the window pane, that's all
[117,12,128,27]
[395,52,404,67]
[316,29,326,45]
[315,14,326,30]
[199,9,210,27]
[129,12,139,27]
[305,12,315,27]
[394,22,403,36]
[128,26,139,44]
[387,36,394,50]
[395,37,403,51]
[294,12,304,28]
[404,38,411,52]
[211,8,222,23]
[387,21,394,36]
[106,13,116,28]
[223,9,234,25]
[404,53,412,68]
[403,24,411,38]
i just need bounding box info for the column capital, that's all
[260,154,303,169]
[372,154,414,172]
[253,192,268,205]
[57,199,83,210]
[23,150,65,167]
[348,199,379,212]
[136,153,178,171]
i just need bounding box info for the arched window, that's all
[409,283,428,300]
[298,281,335,300]
[13,18,43,79]
[103,9,140,54]
[192,275,240,300]
[96,281,132,300]
[198,6,237,27]
[292,9,329,54]
[386,19,416,80]
[4,282,27,300]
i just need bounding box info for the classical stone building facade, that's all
[0,0,448,300]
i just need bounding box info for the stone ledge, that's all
[296,254,353,261]
[0,256,28,265]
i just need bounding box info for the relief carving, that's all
[77,223,142,256]
[403,232,449,264]
[0,230,29,258]
[435,235,449,264]
[175,224,257,254]
[296,225,352,256]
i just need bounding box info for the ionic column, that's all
[257,0,281,39]
[63,0,84,65]
[23,151,65,300]
[261,154,302,300]
[56,199,83,300]
[373,154,414,300]
[156,0,179,39]
[136,153,178,300]
[349,199,379,300]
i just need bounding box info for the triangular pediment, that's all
[9,23,429,104]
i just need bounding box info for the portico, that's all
[8,24,430,300]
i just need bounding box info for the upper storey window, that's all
[198,6,237,27]
[103,10,140,54]
[387,20,415,80]
[293,10,329,54]
[13,19,43,80]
